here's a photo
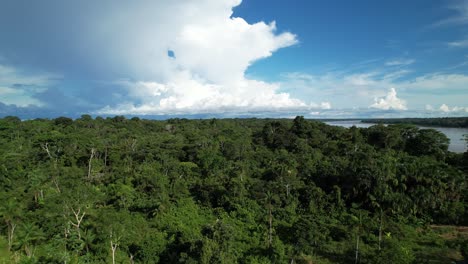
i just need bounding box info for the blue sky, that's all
[0,0,468,119]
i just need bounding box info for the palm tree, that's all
[81,229,96,254]
[15,222,44,258]
[0,197,21,251]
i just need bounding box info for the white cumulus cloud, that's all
[86,0,305,115]
[370,88,407,110]
[439,104,468,112]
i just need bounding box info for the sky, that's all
[0,0,468,119]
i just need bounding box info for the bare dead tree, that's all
[41,142,61,192]
[131,138,137,152]
[88,148,96,180]
[378,209,383,251]
[269,205,273,247]
[110,231,120,264]
[7,222,16,252]
[69,208,86,240]
[355,212,362,264]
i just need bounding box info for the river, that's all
[324,120,467,153]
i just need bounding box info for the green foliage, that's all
[0,116,466,263]
[373,238,415,264]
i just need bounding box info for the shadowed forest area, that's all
[0,115,467,263]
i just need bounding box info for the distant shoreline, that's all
[359,117,468,128]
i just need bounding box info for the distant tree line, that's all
[362,117,468,128]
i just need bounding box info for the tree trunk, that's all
[355,234,359,264]
[110,232,119,264]
[355,211,361,264]
[104,147,108,169]
[7,222,16,251]
[111,241,117,264]
[88,148,96,180]
[24,244,34,258]
[268,205,272,247]
[70,208,86,240]
[378,210,383,251]
[41,143,60,192]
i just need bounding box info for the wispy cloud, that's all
[0,64,60,107]
[444,59,468,70]
[385,58,415,66]
[448,38,468,47]
[433,0,468,27]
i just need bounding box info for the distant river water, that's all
[324,120,468,153]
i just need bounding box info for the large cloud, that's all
[1,0,314,115]
[78,0,305,114]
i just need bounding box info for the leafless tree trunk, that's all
[104,147,108,169]
[41,143,53,161]
[355,234,359,264]
[130,139,137,152]
[7,222,16,252]
[88,148,96,179]
[378,210,383,251]
[70,208,86,240]
[268,205,273,247]
[110,233,119,264]
[355,212,361,264]
[41,142,61,192]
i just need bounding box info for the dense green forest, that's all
[362,117,468,128]
[0,115,467,263]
